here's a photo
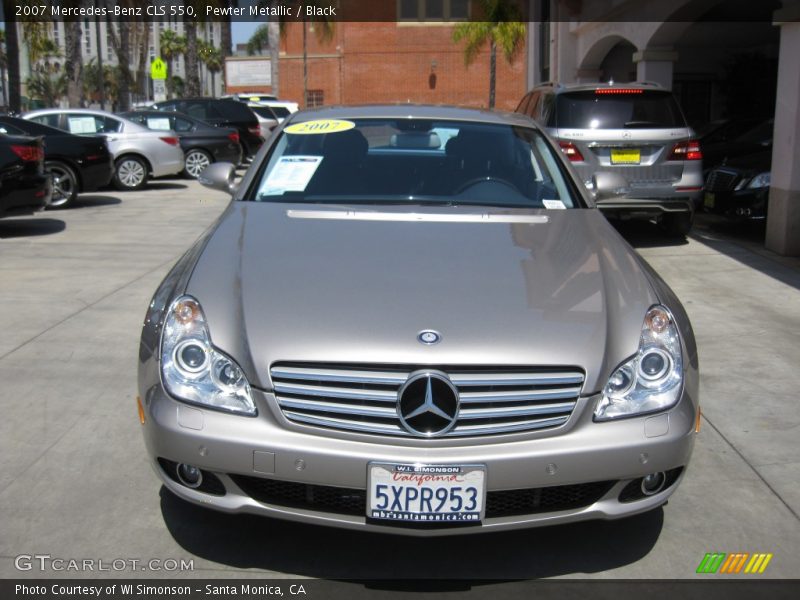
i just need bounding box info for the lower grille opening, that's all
[618,467,684,502]
[158,458,227,496]
[230,475,617,520]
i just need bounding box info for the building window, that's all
[398,0,468,21]
[51,23,60,48]
[306,90,324,108]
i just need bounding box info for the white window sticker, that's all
[146,117,172,131]
[67,117,98,134]
[543,199,566,209]
[258,156,323,196]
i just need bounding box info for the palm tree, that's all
[0,29,8,108]
[184,21,201,97]
[452,0,526,109]
[246,24,270,56]
[199,41,223,96]
[63,17,83,107]
[160,29,187,99]
[27,70,67,106]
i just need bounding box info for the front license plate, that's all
[610,148,641,164]
[368,463,486,523]
[704,192,715,208]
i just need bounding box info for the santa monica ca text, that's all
[16,584,307,596]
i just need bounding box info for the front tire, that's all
[46,161,78,208]
[114,156,148,191]
[183,149,212,179]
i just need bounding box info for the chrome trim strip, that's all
[284,411,410,436]
[277,397,397,418]
[287,210,550,224]
[273,382,398,402]
[448,416,569,435]
[271,366,408,385]
[458,402,576,419]
[450,372,584,386]
[459,388,582,403]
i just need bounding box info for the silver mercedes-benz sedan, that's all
[137,105,699,536]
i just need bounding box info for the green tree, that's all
[26,70,67,106]
[452,0,526,109]
[83,60,119,107]
[199,40,223,96]
[63,13,83,107]
[246,24,270,56]
[184,20,200,97]
[160,29,187,99]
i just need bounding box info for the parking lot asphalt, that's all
[0,181,798,580]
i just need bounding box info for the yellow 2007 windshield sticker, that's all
[285,119,356,135]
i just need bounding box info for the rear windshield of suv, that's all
[551,90,685,129]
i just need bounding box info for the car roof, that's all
[287,104,537,127]
[25,107,122,117]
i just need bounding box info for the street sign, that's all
[153,79,167,102]
[150,58,167,80]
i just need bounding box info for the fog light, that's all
[176,463,203,488]
[641,472,666,496]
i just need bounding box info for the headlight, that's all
[160,295,256,416]
[747,172,770,189]
[594,305,683,421]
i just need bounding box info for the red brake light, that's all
[668,140,702,161]
[558,141,585,162]
[11,145,44,162]
[159,136,180,146]
[228,132,240,144]
[595,88,644,94]
[248,125,261,137]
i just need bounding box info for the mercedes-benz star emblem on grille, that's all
[397,371,459,437]
[417,330,441,345]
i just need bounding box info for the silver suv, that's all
[516,82,703,235]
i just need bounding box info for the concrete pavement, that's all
[0,183,798,579]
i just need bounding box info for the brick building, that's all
[226,21,528,112]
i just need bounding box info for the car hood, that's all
[186,203,659,394]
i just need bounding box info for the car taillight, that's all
[595,88,643,94]
[11,145,44,162]
[668,140,702,161]
[558,141,585,162]
[228,132,240,144]
[248,125,261,137]
[159,136,180,146]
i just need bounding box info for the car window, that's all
[0,121,26,135]
[185,101,221,120]
[65,114,122,134]
[251,106,277,120]
[173,117,195,133]
[250,118,581,209]
[555,90,686,129]
[145,116,173,131]
[734,120,773,145]
[28,113,62,129]
[125,113,145,125]
[269,106,291,119]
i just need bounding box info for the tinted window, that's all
[173,117,195,132]
[554,90,685,129]
[217,101,255,121]
[29,114,62,129]
[251,106,277,120]
[270,106,291,119]
[251,118,581,209]
[0,121,26,135]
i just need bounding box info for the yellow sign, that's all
[285,119,356,135]
[610,148,641,164]
[150,58,167,80]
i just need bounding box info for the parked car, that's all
[700,118,773,173]
[516,82,703,235]
[23,109,184,191]
[224,94,299,124]
[243,103,280,134]
[0,115,113,208]
[703,152,771,221]
[138,105,699,536]
[119,111,242,179]
[150,98,263,158]
[0,132,52,217]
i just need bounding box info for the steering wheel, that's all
[455,176,519,195]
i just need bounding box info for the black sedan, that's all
[0,116,113,208]
[119,111,242,179]
[0,132,52,218]
[703,150,771,221]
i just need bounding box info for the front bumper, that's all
[140,384,697,536]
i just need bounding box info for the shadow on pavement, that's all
[145,182,189,191]
[160,487,663,579]
[68,195,122,209]
[0,217,65,238]
[609,218,689,248]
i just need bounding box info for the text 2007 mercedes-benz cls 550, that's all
[137,105,699,536]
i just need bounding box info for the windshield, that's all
[249,118,582,209]
[553,90,686,129]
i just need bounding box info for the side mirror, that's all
[198,162,237,195]
[592,171,629,200]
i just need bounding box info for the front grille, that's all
[705,169,739,192]
[269,363,584,437]
[231,475,614,519]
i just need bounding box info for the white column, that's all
[632,48,677,90]
[766,11,800,256]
